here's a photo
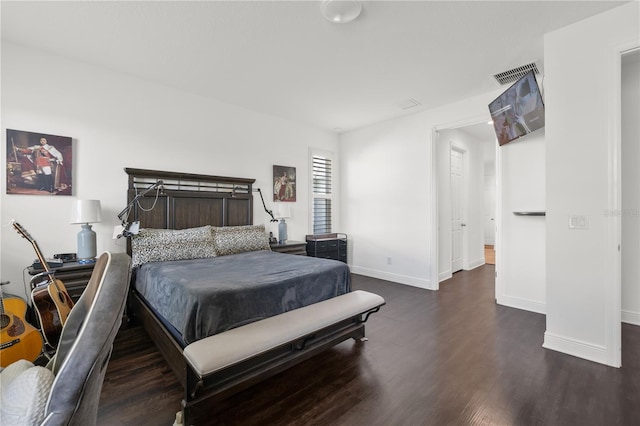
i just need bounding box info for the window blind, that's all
[312,155,332,234]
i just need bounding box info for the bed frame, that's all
[124,168,381,424]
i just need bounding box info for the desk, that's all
[28,261,95,303]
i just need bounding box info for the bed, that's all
[124,168,384,424]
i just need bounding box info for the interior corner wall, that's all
[497,130,546,314]
[340,91,501,290]
[0,42,338,297]
[543,2,639,366]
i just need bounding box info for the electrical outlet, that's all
[386,257,392,265]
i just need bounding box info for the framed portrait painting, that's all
[6,129,72,195]
[273,165,296,202]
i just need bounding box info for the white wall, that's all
[340,112,433,288]
[622,54,640,325]
[436,127,486,282]
[0,42,339,297]
[497,130,546,314]
[340,91,501,290]
[341,81,548,311]
[341,73,548,316]
[544,2,639,366]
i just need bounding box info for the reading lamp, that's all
[253,188,279,223]
[116,180,164,238]
[70,199,102,263]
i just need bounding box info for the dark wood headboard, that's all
[124,168,255,231]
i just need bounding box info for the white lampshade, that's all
[70,200,103,224]
[277,203,291,219]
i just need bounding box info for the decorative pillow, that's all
[213,225,271,256]
[131,225,217,268]
[0,360,54,426]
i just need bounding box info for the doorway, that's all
[436,121,497,284]
[483,138,497,265]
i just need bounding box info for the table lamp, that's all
[277,203,291,244]
[70,199,102,263]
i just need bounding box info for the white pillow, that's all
[0,360,54,426]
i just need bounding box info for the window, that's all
[311,153,332,234]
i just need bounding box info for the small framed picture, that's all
[6,129,72,195]
[273,165,296,202]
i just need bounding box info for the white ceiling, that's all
[0,1,628,133]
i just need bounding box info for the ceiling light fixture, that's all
[321,0,362,24]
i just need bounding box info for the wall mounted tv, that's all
[488,70,545,146]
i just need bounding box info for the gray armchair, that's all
[0,252,131,425]
[43,251,131,425]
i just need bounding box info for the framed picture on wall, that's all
[6,129,72,195]
[273,165,296,202]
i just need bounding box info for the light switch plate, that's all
[568,215,589,230]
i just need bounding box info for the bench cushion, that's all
[183,290,384,376]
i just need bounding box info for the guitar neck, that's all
[0,286,5,317]
[31,240,50,273]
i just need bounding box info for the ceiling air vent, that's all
[492,62,542,86]
[397,98,422,110]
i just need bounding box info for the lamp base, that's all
[278,219,288,244]
[77,223,97,261]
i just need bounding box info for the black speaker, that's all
[53,253,77,263]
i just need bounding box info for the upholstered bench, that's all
[176,288,385,423]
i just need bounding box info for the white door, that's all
[484,174,496,246]
[451,148,464,273]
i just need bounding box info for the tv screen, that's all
[488,70,545,146]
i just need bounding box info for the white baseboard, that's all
[497,294,546,315]
[439,260,483,283]
[350,266,435,290]
[543,331,613,366]
[622,309,640,326]
[465,257,485,270]
[439,269,452,282]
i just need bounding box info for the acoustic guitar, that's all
[12,221,74,348]
[1,283,43,367]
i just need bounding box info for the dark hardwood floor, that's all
[98,266,640,425]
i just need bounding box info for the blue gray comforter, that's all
[134,250,351,345]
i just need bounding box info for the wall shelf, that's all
[513,211,546,216]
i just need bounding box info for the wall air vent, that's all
[492,62,542,86]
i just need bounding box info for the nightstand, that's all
[27,261,95,303]
[270,240,307,256]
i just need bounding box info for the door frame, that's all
[605,41,640,367]
[431,114,497,291]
